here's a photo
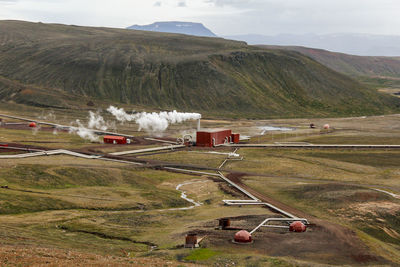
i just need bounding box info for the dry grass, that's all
[1,109,400,265]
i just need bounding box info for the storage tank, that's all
[185,233,198,248]
[218,218,231,230]
[29,122,37,128]
[289,221,307,232]
[234,230,252,243]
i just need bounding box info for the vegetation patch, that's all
[283,184,389,209]
[184,248,219,261]
[357,211,400,245]
[300,151,400,167]
[0,190,77,214]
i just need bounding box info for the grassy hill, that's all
[0,20,399,118]
[260,45,400,97]
[259,45,400,78]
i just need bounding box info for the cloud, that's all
[0,0,400,36]
[205,0,252,7]
[0,0,18,4]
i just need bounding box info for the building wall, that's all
[196,130,232,147]
[231,133,240,144]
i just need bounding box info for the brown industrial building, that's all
[103,135,127,145]
[196,129,240,147]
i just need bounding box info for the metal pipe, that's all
[144,138,178,145]
[223,143,400,149]
[217,171,259,201]
[110,145,185,156]
[0,113,135,139]
[250,218,308,234]
[163,167,221,177]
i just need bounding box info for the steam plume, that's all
[69,120,99,142]
[107,106,201,133]
[69,111,109,142]
[88,111,108,131]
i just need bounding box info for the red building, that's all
[231,133,240,144]
[196,129,240,147]
[103,135,127,145]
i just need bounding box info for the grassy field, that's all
[0,152,284,265]
[1,106,400,265]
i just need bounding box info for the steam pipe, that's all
[250,218,309,235]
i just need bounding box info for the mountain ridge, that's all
[127,21,217,37]
[0,20,399,118]
[226,33,400,56]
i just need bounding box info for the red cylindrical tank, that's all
[29,122,37,128]
[234,230,252,243]
[289,221,307,232]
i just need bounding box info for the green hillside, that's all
[260,45,400,96]
[259,45,400,78]
[0,20,399,118]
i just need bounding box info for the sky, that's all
[0,0,399,36]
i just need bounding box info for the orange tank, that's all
[289,221,307,232]
[234,230,252,243]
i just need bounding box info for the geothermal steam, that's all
[69,107,201,141]
[107,106,201,133]
[69,111,109,142]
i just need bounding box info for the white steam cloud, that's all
[69,120,99,142]
[69,111,110,142]
[107,106,201,133]
[88,111,108,131]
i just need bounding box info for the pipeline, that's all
[223,143,400,149]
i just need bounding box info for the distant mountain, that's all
[225,33,400,56]
[127,21,217,37]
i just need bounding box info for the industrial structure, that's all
[103,135,127,145]
[233,230,252,243]
[196,129,240,147]
[185,233,199,248]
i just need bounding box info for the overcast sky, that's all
[0,0,399,36]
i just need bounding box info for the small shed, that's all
[231,133,240,144]
[103,135,127,145]
[196,129,232,147]
[185,233,198,248]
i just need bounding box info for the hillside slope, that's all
[0,20,399,118]
[260,45,400,78]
